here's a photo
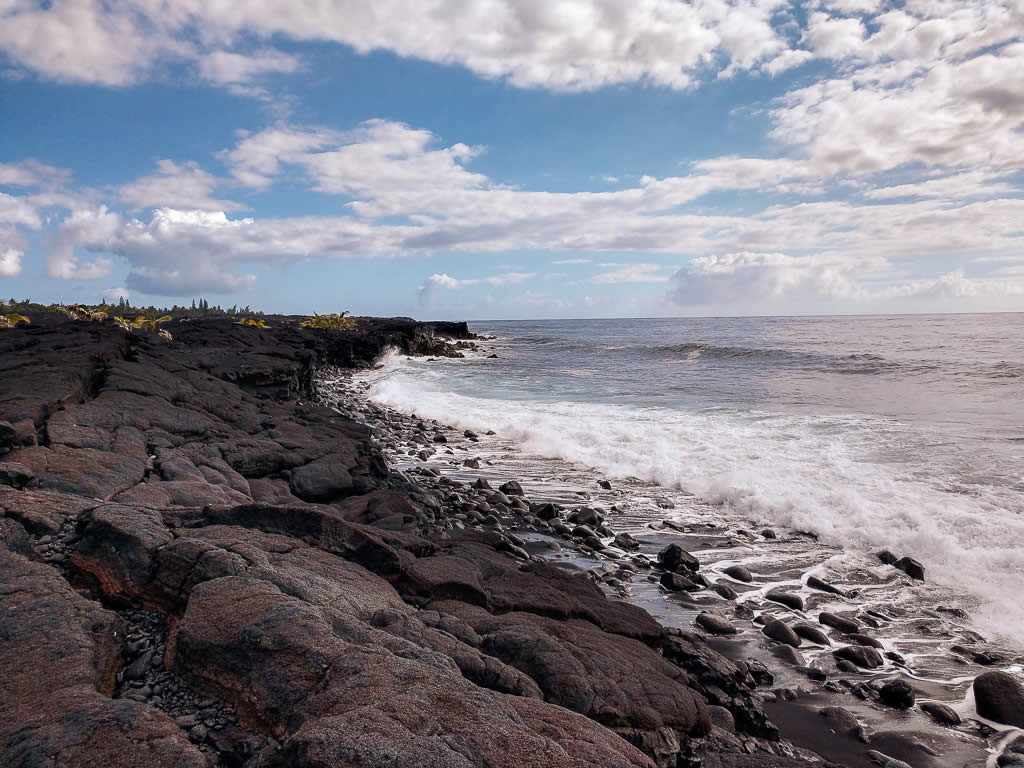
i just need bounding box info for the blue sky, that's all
[2,1,1023,319]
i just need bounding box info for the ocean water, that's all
[366,314,1024,642]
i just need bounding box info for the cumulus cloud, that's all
[117,160,245,212]
[0,0,799,91]
[0,248,23,277]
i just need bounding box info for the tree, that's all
[191,298,196,311]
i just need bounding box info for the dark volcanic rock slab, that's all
[169,576,655,768]
[0,546,205,768]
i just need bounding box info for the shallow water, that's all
[364,314,1024,646]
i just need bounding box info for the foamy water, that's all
[366,315,1024,643]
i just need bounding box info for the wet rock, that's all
[765,589,803,611]
[531,502,558,521]
[974,671,1024,727]
[894,556,925,581]
[658,543,699,573]
[879,678,915,709]
[819,612,860,634]
[464,458,481,469]
[499,480,524,496]
[598,480,612,490]
[806,575,844,596]
[845,633,883,649]
[432,433,448,443]
[866,750,911,768]
[613,532,640,551]
[920,700,961,726]
[463,430,478,439]
[833,645,884,669]
[723,565,752,582]
[713,582,738,600]
[876,550,898,565]
[819,706,859,733]
[696,612,737,635]
[762,619,801,648]
[770,644,804,666]
[792,623,830,645]
[570,507,603,526]
[472,477,492,490]
[661,571,698,592]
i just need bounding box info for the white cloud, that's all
[0,159,72,188]
[117,159,245,212]
[552,258,592,265]
[0,248,22,277]
[418,270,535,304]
[197,49,302,85]
[0,0,799,92]
[591,263,673,284]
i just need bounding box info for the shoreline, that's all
[0,315,1020,768]
[333,343,1024,768]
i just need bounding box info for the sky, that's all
[1,0,1024,320]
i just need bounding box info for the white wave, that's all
[367,365,1024,643]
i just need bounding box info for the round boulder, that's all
[765,589,804,611]
[763,619,801,648]
[696,612,737,636]
[974,671,1024,727]
[723,565,752,583]
[879,679,915,709]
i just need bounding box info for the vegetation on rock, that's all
[299,311,357,330]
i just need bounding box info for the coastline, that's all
[0,315,1019,768]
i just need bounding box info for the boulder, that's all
[819,612,860,634]
[696,612,737,635]
[658,543,699,573]
[661,571,698,592]
[974,671,1024,727]
[762,619,801,648]
[894,556,925,581]
[499,480,524,496]
[765,589,804,611]
[879,678,915,709]
[723,565,752,582]
[613,532,640,550]
[806,575,844,596]
[713,582,738,600]
[792,623,830,645]
[289,453,357,502]
[920,700,961,726]
[876,550,898,565]
[833,645,883,669]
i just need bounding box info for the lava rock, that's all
[613,532,640,551]
[974,671,1024,727]
[765,589,804,611]
[712,582,738,600]
[819,612,860,634]
[762,619,801,648]
[696,612,737,636]
[920,700,961,726]
[0,462,36,489]
[894,556,925,581]
[723,565,752,582]
[833,645,884,669]
[792,623,831,645]
[806,575,844,596]
[661,571,699,592]
[658,543,699,573]
[876,550,898,565]
[498,480,524,496]
[879,678,915,709]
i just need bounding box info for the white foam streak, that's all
[367,367,1024,641]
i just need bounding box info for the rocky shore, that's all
[1,316,1022,768]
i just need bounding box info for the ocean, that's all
[364,313,1024,645]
